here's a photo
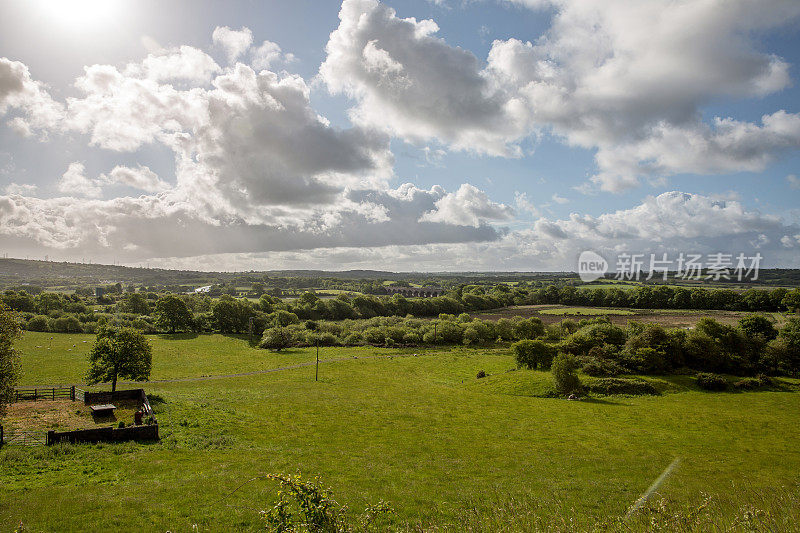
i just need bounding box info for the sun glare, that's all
[35,0,123,31]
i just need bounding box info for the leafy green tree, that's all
[261,327,294,351]
[0,304,22,415]
[512,339,556,369]
[87,327,152,392]
[35,292,63,314]
[154,295,193,333]
[782,290,800,313]
[739,315,778,341]
[121,293,151,315]
[551,353,582,395]
[212,296,256,333]
[512,317,545,340]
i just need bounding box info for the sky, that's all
[0,0,799,272]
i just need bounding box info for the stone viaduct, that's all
[384,286,446,298]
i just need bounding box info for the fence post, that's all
[52,387,55,400]
[47,430,55,446]
[0,424,3,448]
[71,385,75,402]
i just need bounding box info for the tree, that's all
[782,289,800,313]
[512,339,556,369]
[87,327,152,393]
[212,296,256,333]
[261,327,294,351]
[551,353,582,396]
[0,304,21,415]
[154,295,193,333]
[121,293,151,315]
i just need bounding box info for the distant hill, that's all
[0,257,797,290]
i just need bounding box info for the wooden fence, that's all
[13,386,84,403]
[1,388,160,447]
[2,428,46,446]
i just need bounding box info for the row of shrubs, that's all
[509,315,800,377]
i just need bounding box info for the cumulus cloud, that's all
[58,162,102,198]
[420,183,514,227]
[100,165,169,193]
[320,0,531,156]
[142,188,800,271]
[250,40,296,71]
[212,26,254,63]
[127,45,221,84]
[4,183,37,195]
[321,0,800,188]
[0,57,64,137]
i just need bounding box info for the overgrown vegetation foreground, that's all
[2,331,800,531]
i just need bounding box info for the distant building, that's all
[194,285,212,293]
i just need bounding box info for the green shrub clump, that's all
[512,339,556,370]
[551,353,582,396]
[587,377,658,396]
[696,372,728,391]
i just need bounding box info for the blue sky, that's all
[0,0,799,271]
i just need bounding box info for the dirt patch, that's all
[2,399,142,433]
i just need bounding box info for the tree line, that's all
[0,283,798,337]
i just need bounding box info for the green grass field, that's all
[2,334,800,531]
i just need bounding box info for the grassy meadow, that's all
[1,333,800,531]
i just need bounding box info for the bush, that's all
[26,315,50,332]
[551,353,582,395]
[342,332,364,346]
[476,370,486,379]
[587,378,658,396]
[733,377,761,390]
[51,315,83,333]
[696,372,728,391]
[580,356,624,377]
[512,339,556,370]
[260,327,295,351]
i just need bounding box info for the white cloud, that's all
[590,111,800,191]
[99,165,169,193]
[0,57,64,137]
[57,163,102,198]
[212,26,254,63]
[788,174,800,190]
[251,40,295,71]
[420,183,514,227]
[551,193,568,204]
[128,45,221,84]
[4,183,37,195]
[514,191,539,217]
[320,0,531,156]
[321,0,800,188]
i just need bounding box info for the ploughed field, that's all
[1,332,799,531]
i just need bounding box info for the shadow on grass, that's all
[155,332,199,341]
[581,397,629,406]
[91,412,117,424]
[146,394,167,406]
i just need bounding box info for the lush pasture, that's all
[13,331,405,385]
[2,335,800,531]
